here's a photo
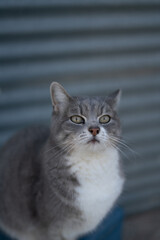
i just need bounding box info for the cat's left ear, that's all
[107,89,121,110]
[50,82,72,113]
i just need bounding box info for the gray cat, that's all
[0,82,124,240]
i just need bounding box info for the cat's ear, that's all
[50,82,72,112]
[107,89,121,110]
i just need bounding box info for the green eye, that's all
[99,115,111,124]
[70,115,85,124]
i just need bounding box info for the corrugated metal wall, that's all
[0,0,160,215]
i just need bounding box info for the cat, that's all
[0,82,124,240]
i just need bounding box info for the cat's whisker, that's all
[44,141,72,153]
[47,142,74,160]
[77,135,89,144]
[47,149,73,170]
[109,135,130,148]
[79,133,87,138]
[108,141,130,161]
[109,135,132,150]
[79,137,88,142]
[109,135,138,158]
[65,143,76,156]
[98,136,108,144]
[99,135,124,155]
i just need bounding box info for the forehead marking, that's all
[79,99,90,116]
[78,98,105,118]
[71,97,111,118]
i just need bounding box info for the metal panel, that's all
[0,0,160,215]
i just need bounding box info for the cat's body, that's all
[0,83,124,240]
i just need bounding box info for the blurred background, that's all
[0,0,160,239]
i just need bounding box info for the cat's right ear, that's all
[50,82,72,113]
[107,89,121,110]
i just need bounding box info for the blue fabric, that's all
[79,207,124,240]
[0,232,10,240]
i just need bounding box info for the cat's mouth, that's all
[87,137,100,144]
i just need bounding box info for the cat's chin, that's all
[87,139,100,144]
[82,140,106,153]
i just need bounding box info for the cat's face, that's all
[50,82,121,153]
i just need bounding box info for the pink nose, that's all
[88,127,100,136]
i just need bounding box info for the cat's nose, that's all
[88,127,100,136]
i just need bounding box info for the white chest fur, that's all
[67,147,124,235]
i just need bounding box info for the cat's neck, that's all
[66,145,120,182]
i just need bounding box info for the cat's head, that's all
[50,82,121,153]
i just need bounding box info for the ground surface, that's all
[123,208,160,240]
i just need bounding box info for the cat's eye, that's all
[99,115,111,124]
[70,115,85,124]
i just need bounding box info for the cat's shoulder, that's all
[0,125,49,156]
